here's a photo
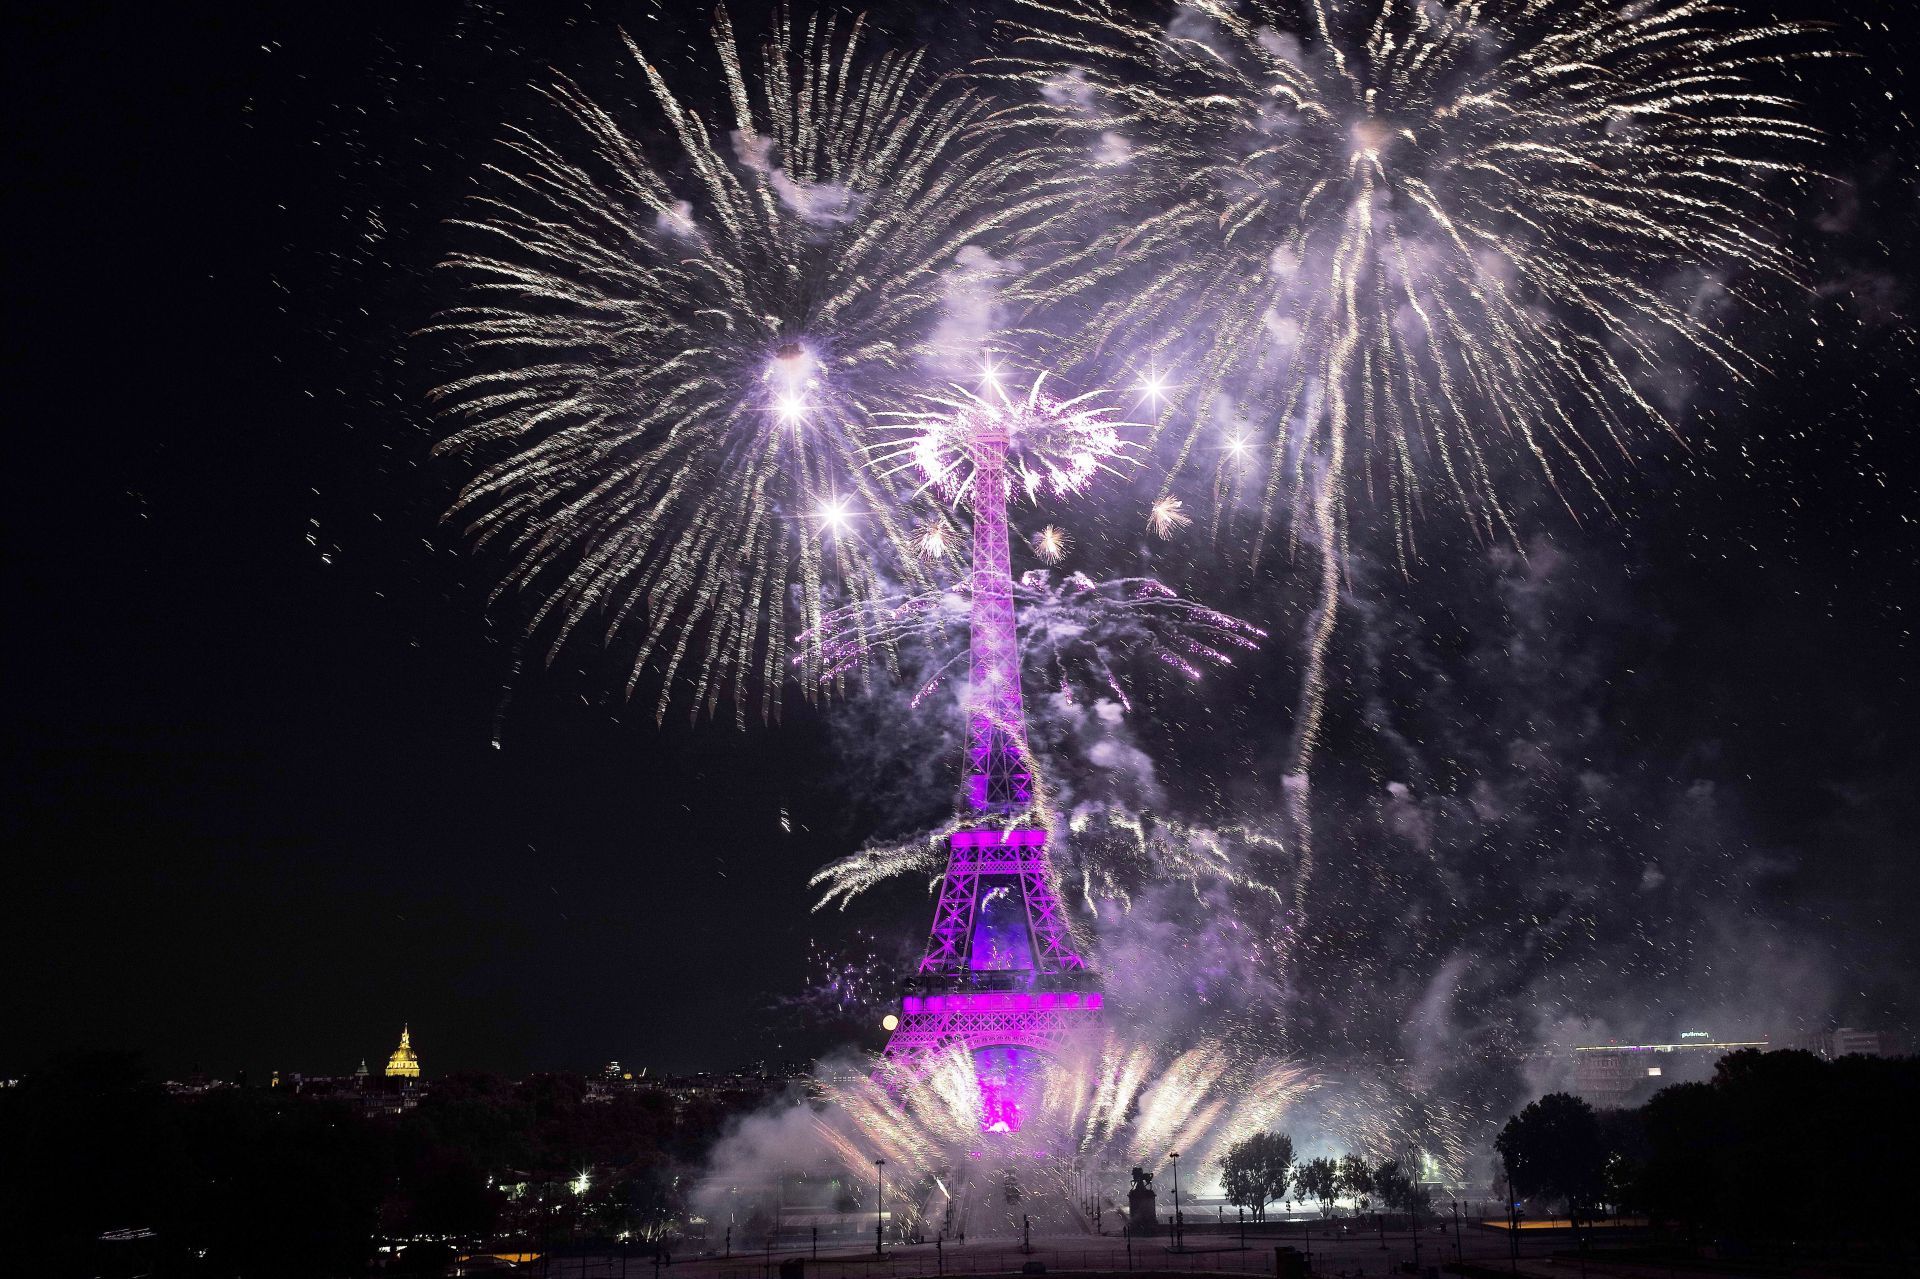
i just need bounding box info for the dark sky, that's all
[9,0,1918,1086]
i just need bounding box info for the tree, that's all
[1593,1107,1647,1217]
[1336,1154,1374,1213]
[1293,1157,1340,1217]
[1372,1159,1409,1212]
[1372,1156,1431,1216]
[1219,1131,1295,1221]
[1220,1149,1261,1220]
[1496,1092,1606,1227]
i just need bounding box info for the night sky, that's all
[10,0,1919,1092]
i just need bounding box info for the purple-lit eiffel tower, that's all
[881,421,1102,1134]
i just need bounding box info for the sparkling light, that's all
[878,370,1139,508]
[1135,364,1174,408]
[915,524,953,561]
[774,391,809,426]
[1032,525,1072,565]
[817,498,854,535]
[1147,497,1191,540]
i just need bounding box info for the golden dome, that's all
[384,1024,420,1079]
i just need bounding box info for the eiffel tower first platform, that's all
[880,419,1102,1133]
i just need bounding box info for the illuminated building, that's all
[1571,1032,1766,1105]
[384,1025,421,1079]
[880,418,1102,1132]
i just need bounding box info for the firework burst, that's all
[429,8,1065,725]
[1147,496,1192,539]
[993,0,1825,896]
[877,370,1139,508]
[1032,524,1073,563]
[999,0,1824,540]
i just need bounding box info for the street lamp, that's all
[1168,1151,1183,1252]
[875,1159,887,1256]
[1408,1147,1422,1275]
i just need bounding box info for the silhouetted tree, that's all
[1336,1154,1373,1212]
[1219,1131,1294,1220]
[1593,1106,1647,1216]
[1496,1092,1606,1227]
[1374,1152,1420,1206]
[1293,1157,1339,1217]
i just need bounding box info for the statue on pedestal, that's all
[1127,1166,1158,1235]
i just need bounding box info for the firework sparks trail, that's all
[991,0,1826,926]
[1062,808,1287,915]
[428,8,1072,725]
[798,569,1265,714]
[809,804,1286,915]
[805,1031,1315,1232]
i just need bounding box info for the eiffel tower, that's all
[880,422,1102,1133]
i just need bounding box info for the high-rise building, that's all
[384,1025,421,1079]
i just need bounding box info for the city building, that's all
[1788,1026,1906,1059]
[1570,1031,1767,1106]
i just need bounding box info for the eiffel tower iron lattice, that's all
[881,421,1102,1133]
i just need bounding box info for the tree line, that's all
[1217,1049,1919,1257]
[1494,1048,1918,1249]
[1217,1131,1428,1221]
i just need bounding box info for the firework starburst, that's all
[1032,524,1073,564]
[993,0,1825,891]
[878,371,1139,508]
[430,8,1063,724]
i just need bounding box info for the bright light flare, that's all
[1135,364,1175,408]
[817,498,853,535]
[774,391,809,425]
